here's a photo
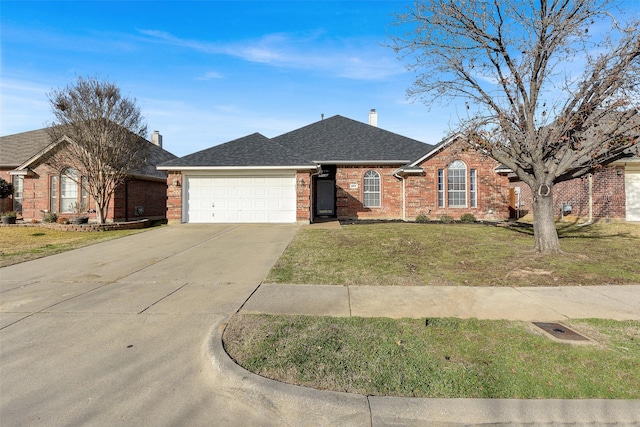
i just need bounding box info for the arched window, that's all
[363,170,380,207]
[438,161,477,208]
[447,160,467,207]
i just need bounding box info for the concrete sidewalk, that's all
[210,282,640,425]
[240,283,640,321]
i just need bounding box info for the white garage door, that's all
[185,174,297,223]
[626,167,640,222]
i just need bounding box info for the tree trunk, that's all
[96,203,106,224]
[531,183,561,254]
[95,193,109,225]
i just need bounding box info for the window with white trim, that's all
[447,160,467,207]
[437,169,444,208]
[13,175,23,212]
[470,169,477,208]
[363,170,381,207]
[60,168,79,213]
[437,161,478,209]
[50,176,58,213]
[51,168,86,214]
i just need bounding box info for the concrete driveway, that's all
[3,223,639,426]
[0,224,300,426]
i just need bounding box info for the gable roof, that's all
[0,129,53,168]
[0,127,177,179]
[159,115,434,170]
[272,115,432,163]
[405,132,465,168]
[158,133,316,170]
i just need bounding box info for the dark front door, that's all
[316,179,335,216]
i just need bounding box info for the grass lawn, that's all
[0,226,150,267]
[266,221,640,286]
[232,221,640,398]
[223,315,640,399]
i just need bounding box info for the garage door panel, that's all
[185,174,297,223]
[626,169,640,222]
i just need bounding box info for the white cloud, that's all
[137,29,404,81]
[196,71,224,80]
[0,78,52,135]
[139,96,309,156]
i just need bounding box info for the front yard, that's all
[267,221,640,287]
[226,221,640,398]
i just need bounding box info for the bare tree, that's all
[47,76,148,224]
[391,0,640,253]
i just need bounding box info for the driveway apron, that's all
[0,224,299,426]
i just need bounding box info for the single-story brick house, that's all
[158,113,511,224]
[0,128,176,222]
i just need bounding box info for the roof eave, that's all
[314,160,411,166]
[611,157,640,166]
[393,167,425,176]
[157,164,318,171]
[9,169,36,176]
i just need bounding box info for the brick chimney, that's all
[151,130,163,148]
[368,109,378,127]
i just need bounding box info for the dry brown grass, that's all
[0,226,148,267]
[267,221,640,287]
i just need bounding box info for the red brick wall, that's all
[296,171,312,222]
[404,142,510,221]
[13,163,65,221]
[335,165,404,219]
[112,178,168,221]
[9,162,167,222]
[166,171,183,222]
[509,165,626,220]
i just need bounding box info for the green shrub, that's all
[415,213,430,223]
[0,178,13,199]
[439,214,454,223]
[43,212,58,223]
[460,213,476,222]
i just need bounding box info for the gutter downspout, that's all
[588,173,593,223]
[578,173,593,227]
[394,172,406,221]
[125,179,129,222]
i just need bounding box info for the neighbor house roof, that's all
[157,133,317,170]
[0,127,176,180]
[0,129,52,168]
[159,115,434,170]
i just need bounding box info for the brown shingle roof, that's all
[0,127,176,179]
[0,129,53,167]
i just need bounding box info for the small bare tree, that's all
[47,76,148,224]
[391,0,640,254]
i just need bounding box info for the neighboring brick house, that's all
[158,113,511,224]
[508,159,640,222]
[0,128,177,222]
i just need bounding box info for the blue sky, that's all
[2,1,637,157]
[0,0,469,156]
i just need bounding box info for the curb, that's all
[206,321,371,426]
[206,320,640,426]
